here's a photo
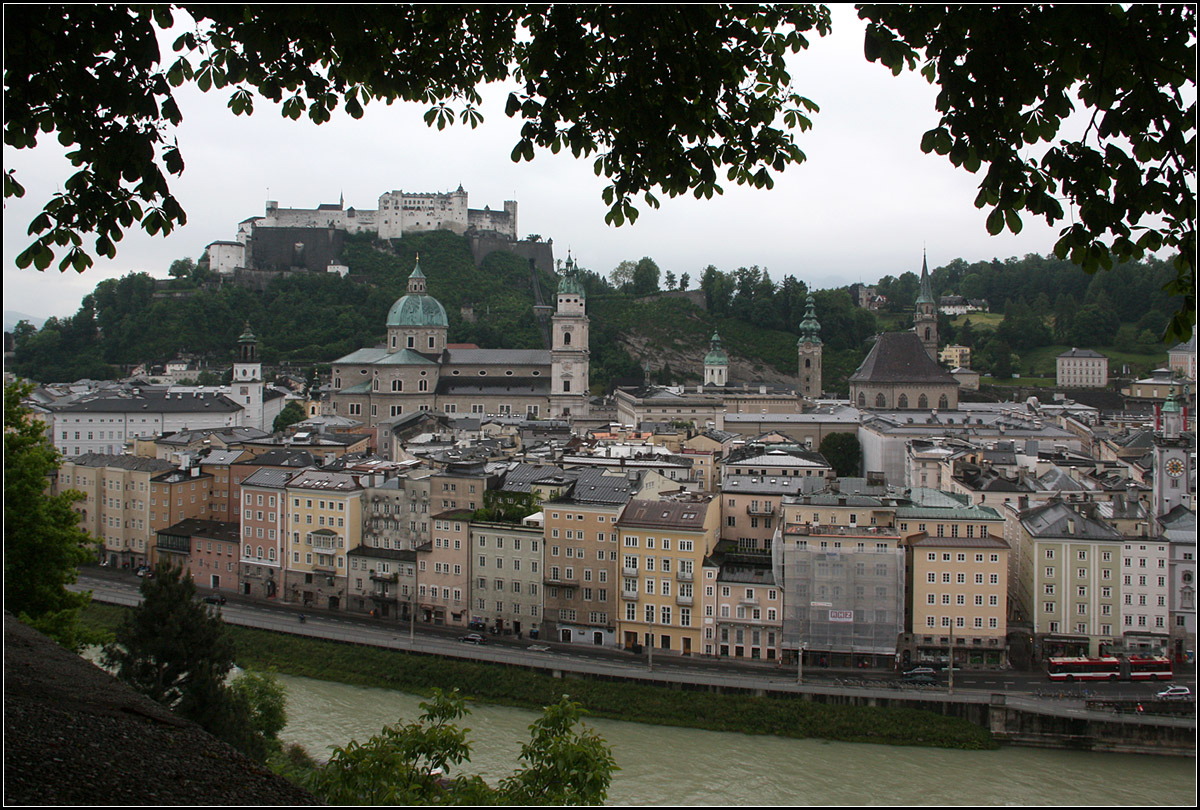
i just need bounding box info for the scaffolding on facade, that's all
[773,537,905,657]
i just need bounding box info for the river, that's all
[276,673,1197,806]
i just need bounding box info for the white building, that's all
[1056,348,1109,388]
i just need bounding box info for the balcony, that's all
[370,571,399,583]
[544,573,580,587]
[675,593,694,607]
[738,594,759,606]
[622,565,639,577]
[746,503,776,516]
[676,569,694,582]
[622,587,639,600]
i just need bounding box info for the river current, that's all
[276,673,1197,806]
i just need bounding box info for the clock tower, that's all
[1152,390,1192,521]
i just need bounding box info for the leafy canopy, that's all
[309,689,617,805]
[4,5,828,267]
[5,6,1192,337]
[859,4,1196,341]
[3,382,99,651]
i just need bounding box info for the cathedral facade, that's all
[331,260,590,433]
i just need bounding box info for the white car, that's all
[1156,685,1191,701]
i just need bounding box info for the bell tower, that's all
[797,293,823,400]
[914,250,938,360]
[234,322,265,430]
[550,254,590,419]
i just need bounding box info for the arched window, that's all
[875,393,886,408]
[898,394,908,409]
[245,544,252,558]
[257,546,264,559]
[924,327,931,340]
[805,358,811,368]
[268,548,276,562]
[918,394,929,409]
[418,379,428,392]
[563,331,571,346]
[939,394,949,409]
[857,392,866,408]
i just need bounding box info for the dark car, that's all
[203,593,227,605]
[901,667,938,683]
[459,633,487,645]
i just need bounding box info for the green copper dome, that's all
[558,273,586,298]
[557,252,586,297]
[797,294,822,346]
[704,332,729,365]
[387,262,448,328]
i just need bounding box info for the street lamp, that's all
[797,642,808,685]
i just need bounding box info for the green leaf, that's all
[986,208,1005,236]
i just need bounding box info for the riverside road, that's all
[75,569,1197,725]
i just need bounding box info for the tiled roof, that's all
[849,332,958,384]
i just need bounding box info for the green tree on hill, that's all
[4,382,99,652]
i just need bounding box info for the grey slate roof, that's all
[435,377,550,396]
[66,453,176,472]
[1020,500,1123,540]
[849,332,958,384]
[51,390,242,414]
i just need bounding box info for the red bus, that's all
[1047,655,1173,682]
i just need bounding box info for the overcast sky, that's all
[4,6,1078,324]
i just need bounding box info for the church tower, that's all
[550,254,590,419]
[797,293,823,400]
[914,250,938,360]
[1152,388,1192,520]
[234,322,265,430]
[704,332,729,387]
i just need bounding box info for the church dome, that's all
[387,263,448,328]
[704,332,729,365]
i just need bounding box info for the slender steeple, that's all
[916,249,934,306]
[914,249,938,360]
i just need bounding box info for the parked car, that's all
[458,633,487,645]
[202,593,227,605]
[901,667,938,683]
[1156,685,1191,701]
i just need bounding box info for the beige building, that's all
[939,345,972,369]
[541,469,638,646]
[703,548,783,660]
[904,534,1010,668]
[617,493,722,656]
[469,515,546,637]
[57,454,176,569]
[282,469,363,610]
[1004,500,1126,659]
[1056,348,1108,388]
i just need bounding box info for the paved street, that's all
[74,568,1196,721]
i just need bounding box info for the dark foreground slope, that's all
[3,614,320,806]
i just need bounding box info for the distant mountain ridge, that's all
[4,311,46,333]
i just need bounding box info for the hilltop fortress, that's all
[206,186,553,288]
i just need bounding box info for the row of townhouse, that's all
[62,446,1191,669]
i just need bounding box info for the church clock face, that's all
[1166,457,1185,478]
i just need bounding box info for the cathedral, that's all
[848,252,959,410]
[331,258,590,435]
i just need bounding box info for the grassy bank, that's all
[80,603,997,751]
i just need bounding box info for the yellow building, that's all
[282,469,363,610]
[905,534,1010,668]
[57,453,176,569]
[616,493,721,656]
